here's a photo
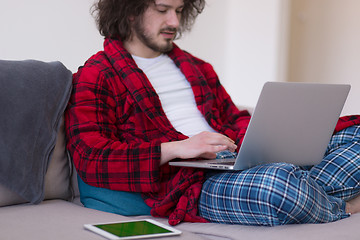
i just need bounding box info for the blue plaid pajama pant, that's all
[199,125,360,226]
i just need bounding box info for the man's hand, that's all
[160,131,237,165]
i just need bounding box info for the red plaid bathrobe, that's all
[65,38,360,226]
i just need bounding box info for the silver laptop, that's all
[169,82,350,170]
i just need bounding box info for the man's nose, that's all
[167,11,180,28]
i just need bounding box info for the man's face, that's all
[131,0,184,57]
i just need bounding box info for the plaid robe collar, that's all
[103,38,214,141]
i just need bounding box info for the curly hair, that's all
[91,0,205,41]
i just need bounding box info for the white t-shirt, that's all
[132,54,216,137]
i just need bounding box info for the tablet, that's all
[84,219,182,240]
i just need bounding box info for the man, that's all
[65,0,360,226]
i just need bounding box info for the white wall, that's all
[1,0,288,109]
[288,0,360,115]
[0,0,103,72]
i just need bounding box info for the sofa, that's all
[1,59,359,240]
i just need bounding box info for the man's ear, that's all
[129,16,135,22]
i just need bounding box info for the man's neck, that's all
[123,38,161,59]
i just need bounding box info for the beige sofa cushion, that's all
[0,118,71,207]
[0,200,205,240]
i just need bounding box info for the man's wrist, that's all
[160,141,181,165]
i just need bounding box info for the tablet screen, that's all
[85,219,181,239]
[94,220,171,237]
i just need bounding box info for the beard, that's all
[133,18,177,53]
